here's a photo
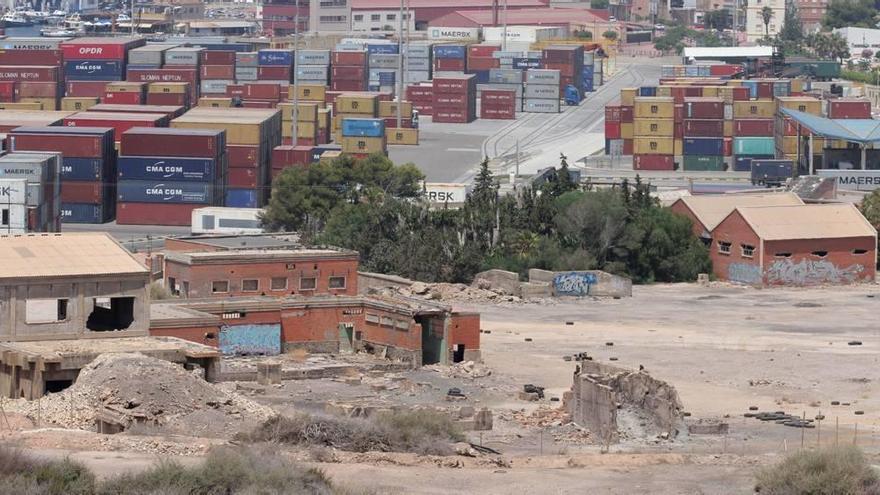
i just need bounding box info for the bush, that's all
[756,446,880,495]
[240,409,464,456]
[0,446,95,495]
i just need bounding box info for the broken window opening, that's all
[741,244,755,258]
[453,344,465,363]
[775,252,792,258]
[45,379,73,393]
[242,279,259,292]
[853,249,868,255]
[811,250,828,258]
[300,277,317,291]
[212,280,229,293]
[329,276,346,289]
[86,297,135,332]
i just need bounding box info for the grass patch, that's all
[756,446,880,495]
[0,445,95,495]
[240,409,465,455]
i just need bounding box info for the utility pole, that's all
[130,0,135,35]
[396,0,403,129]
[292,6,299,147]
[502,0,508,52]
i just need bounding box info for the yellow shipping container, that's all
[633,119,673,137]
[778,135,824,154]
[278,102,318,122]
[295,84,326,102]
[726,80,743,87]
[790,78,804,93]
[634,137,674,155]
[634,97,675,119]
[701,86,719,97]
[320,150,343,163]
[318,108,331,130]
[733,100,776,119]
[198,97,232,108]
[620,88,637,106]
[336,95,378,115]
[0,101,42,110]
[340,136,386,154]
[61,97,99,111]
[149,82,188,94]
[723,120,733,137]
[20,98,56,110]
[674,138,683,156]
[776,96,821,115]
[281,121,318,139]
[106,82,144,93]
[620,122,633,139]
[378,100,413,118]
[172,120,261,144]
[717,87,734,104]
[655,86,672,97]
[386,127,419,145]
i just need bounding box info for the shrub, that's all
[755,446,880,495]
[0,445,95,495]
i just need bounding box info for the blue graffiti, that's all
[219,324,281,356]
[553,272,598,296]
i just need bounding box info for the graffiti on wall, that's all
[553,272,598,296]
[728,263,762,285]
[219,324,282,356]
[766,259,865,286]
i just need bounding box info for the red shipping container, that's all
[543,62,575,78]
[828,99,872,119]
[63,113,168,141]
[674,122,683,139]
[732,87,750,101]
[9,133,107,158]
[542,46,582,63]
[61,37,145,60]
[709,64,742,77]
[226,84,245,97]
[117,202,199,226]
[331,51,366,65]
[674,104,684,122]
[0,49,63,66]
[413,103,432,115]
[605,105,621,122]
[777,116,810,136]
[466,57,499,71]
[257,66,291,80]
[433,109,474,123]
[88,104,184,118]
[604,121,621,139]
[127,68,197,85]
[103,91,143,104]
[200,65,235,80]
[0,65,58,81]
[382,117,413,128]
[433,75,475,93]
[200,50,236,65]
[242,99,276,108]
[0,81,18,102]
[684,87,702,97]
[434,94,468,105]
[330,80,365,91]
[228,145,260,168]
[723,137,732,157]
[145,92,189,108]
[683,119,723,136]
[633,154,674,171]
[620,106,634,123]
[244,83,281,100]
[61,181,105,203]
[482,89,515,104]
[272,145,311,168]
[757,81,773,98]
[406,85,433,100]
[18,81,59,98]
[623,139,633,155]
[120,128,224,158]
[670,87,686,103]
[734,119,774,136]
[480,106,515,119]
[67,80,111,97]
[684,98,724,119]
[434,58,466,71]
[228,167,259,188]
[331,65,366,81]
[469,44,500,57]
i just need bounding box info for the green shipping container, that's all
[683,155,726,171]
[734,137,775,156]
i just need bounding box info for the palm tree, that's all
[761,6,774,37]
[827,32,851,62]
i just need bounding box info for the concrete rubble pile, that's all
[404,281,522,303]
[9,353,275,434]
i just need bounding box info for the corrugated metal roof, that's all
[683,46,773,58]
[779,108,880,143]
[736,204,877,241]
[676,192,803,232]
[0,233,148,280]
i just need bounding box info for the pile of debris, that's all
[402,282,522,304]
[10,353,275,436]
[426,361,492,380]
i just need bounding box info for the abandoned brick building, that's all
[670,192,803,240]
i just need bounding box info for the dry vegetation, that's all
[756,446,880,495]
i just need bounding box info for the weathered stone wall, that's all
[472,269,521,296]
[529,269,633,298]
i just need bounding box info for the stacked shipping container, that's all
[0,152,61,232]
[523,69,560,113]
[682,97,725,171]
[330,50,367,92]
[433,74,476,123]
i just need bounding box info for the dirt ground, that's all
[8,282,880,494]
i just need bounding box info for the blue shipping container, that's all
[219,324,281,356]
[683,137,724,156]
[734,154,774,172]
[582,79,594,92]
[468,70,490,84]
[513,58,542,69]
[341,118,385,138]
[118,156,217,182]
[225,188,258,208]
[742,80,758,99]
[378,72,396,85]
[257,49,293,66]
[61,202,111,224]
[117,180,213,204]
[61,158,106,181]
[367,43,399,55]
[64,60,124,80]
[639,86,656,97]
[433,45,465,59]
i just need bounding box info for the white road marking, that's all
[446,147,482,152]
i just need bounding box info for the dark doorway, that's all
[45,380,73,393]
[87,297,135,331]
[453,344,465,363]
[418,316,443,365]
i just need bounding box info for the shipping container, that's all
[225,188,258,208]
[117,180,214,204]
[340,136,385,154]
[522,99,560,113]
[633,137,674,155]
[683,119,724,137]
[633,119,674,137]
[331,50,367,65]
[60,37,145,60]
[634,97,675,119]
[733,100,776,119]
[66,80,110,97]
[684,98,724,119]
[386,127,419,145]
[258,49,293,66]
[191,206,263,234]
[734,136,776,155]
[776,96,821,115]
[116,201,200,225]
[63,112,168,139]
[120,127,225,158]
[683,137,724,155]
[734,119,774,136]
[525,69,560,85]
[0,49,63,66]
[118,156,218,182]
[128,45,170,66]
[0,65,58,81]
[61,157,106,181]
[633,154,674,171]
[60,181,108,204]
[828,99,872,119]
[682,155,725,171]
[10,127,112,158]
[61,202,112,223]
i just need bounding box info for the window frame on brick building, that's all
[271,277,288,291]
[329,276,346,289]
[718,241,731,255]
[741,244,755,258]
[300,276,317,291]
[242,279,259,292]
[211,280,229,294]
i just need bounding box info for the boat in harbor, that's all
[2,12,34,27]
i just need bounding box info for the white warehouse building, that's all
[833,27,880,56]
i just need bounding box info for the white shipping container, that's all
[369,54,400,68]
[297,49,331,66]
[201,79,232,94]
[405,57,431,70]
[403,44,432,57]
[191,207,264,235]
[483,26,566,43]
[0,203,27,234]
[524,84,560,99]
[523,98,561,113]
[428,27,480,40]
[235,67,258,80]
[423,182,470,204]
[526,69,561,85]
[296,65,329,80]
[405,71,431,83]
[0,178,29,205]
[817,170,880,191]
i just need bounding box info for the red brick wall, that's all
[150,324,221,347]
[710,210,763,285]
[762,237,876,286]
[281,305,363,343]
[165,256,359,299]
[670,200,706,238]
[449,312,480,350]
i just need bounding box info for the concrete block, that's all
[520,282,553,299]
[472,269,521,295]
[256,362,282,385]
[688,422,729,435]
[518,391,540,401]
[528,268,556,284]
[551,270,632,298]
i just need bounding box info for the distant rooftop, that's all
[172,233,301,250]
[165,247,358,265]
[735,204,877,241]
[675,193,804,232]
[0,233,148,281]
[683,46,773,59]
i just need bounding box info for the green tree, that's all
[822,0,878,29]
[859,189,880,229]
[602,30,618,41]
[703,9,729,30]
[590,0,609,8]
[761,6,774,37]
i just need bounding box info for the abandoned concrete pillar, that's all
[257,362,282,385]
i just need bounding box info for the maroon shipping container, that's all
[89,103,184,119]
[0,65,58,81]
[434,94,468,105]
[201,50,236,65]
[683,119,723,137]
[469,44,500,57]
[605,105,621,122]
[777,116,810,136]
[674,104,684,122]
[9,132,108,158]
[330,80,365,91]
[67,80,112,97]
[412,103,432,115]
[633,154,674,171]
[225,84,245,97]
[103,91,143,105]
[144,92,189,108]
[543,62,575,78]
[480,106,515,120]
[0,49,63,66]
[542,46,583,63]
[331,50,366,65]
[604,121,621,139]
[683,87,702,97]
[228,144,260,168]
[433,109,474,123]
[482,89,515,104]
[120,128,224,158]
[61,181,105,203]
[828,99,872,119]
[757,81,773,99]
[620,106,634,123]
[244,83,281,100]
[723,137,732,157]
[406,85,433,100]
[61,37,145,60]
[228,167,259,188]
[117,202,200,226]
[0,81,18,101]
[241,99,275,108]
[381,117,413,128]
[257,66,291,80]
[331,65,366,81]
[127,68,197,85]
[272,145,312,168]
[732,87,750,101]
[623,139,633,155]
[466,57,498,71]
[18,81,59,98]
[433,75,476,93]
[200,65,235,80]
[684,98,724,119]
[669,87,686,103]
[64,113,168,139]
[434,58,465,71]
[733,119,774,136]
[674,122,683,139]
